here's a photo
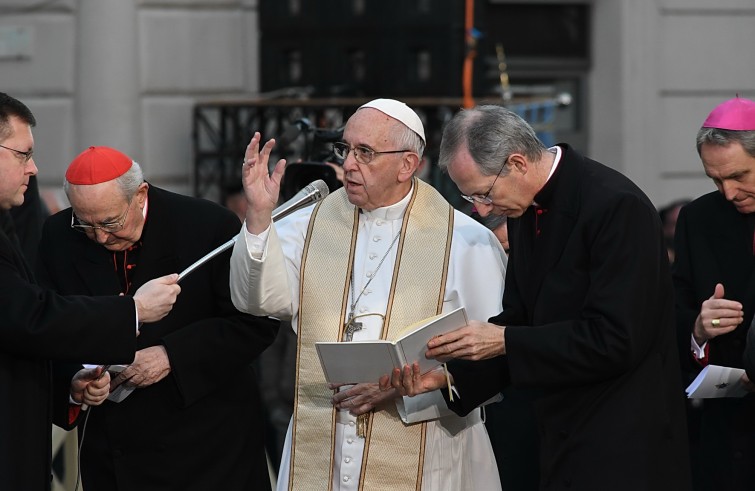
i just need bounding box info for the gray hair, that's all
[64,160,145,200]
[390,121,425,158]
[439,105,546,176]
[696,128,755,158]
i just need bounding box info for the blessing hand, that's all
[242,131,287,234]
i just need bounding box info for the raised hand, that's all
[242,131,287,234]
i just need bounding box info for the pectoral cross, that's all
[344,314,363,342]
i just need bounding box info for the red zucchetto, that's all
[65,146,133,185]
[702,96,755,131]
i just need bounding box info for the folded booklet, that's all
[315,307,468,384]
[686,364,748,399]
[104,364,135,403]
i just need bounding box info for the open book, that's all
[686,364,748,399]
[315,307,468,384]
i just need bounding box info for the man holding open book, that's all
[230,99,507,491]
[387,105,691,490]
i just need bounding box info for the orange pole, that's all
[462,0,476,108]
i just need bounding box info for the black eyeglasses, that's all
[71,199,133,234]
[0,143,34,163]
[460,157,509,205]
[332,142,411,165]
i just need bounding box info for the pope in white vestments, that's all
[230,99,506,491]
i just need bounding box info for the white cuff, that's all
[690,333,707,359]
[243,221,270,260]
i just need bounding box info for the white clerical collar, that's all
[361,182,414,221]
[532,146,562,207]
[545,145,562,182]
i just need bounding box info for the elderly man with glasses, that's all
[0,92,182,490]
[387,105,692,491]
[229,99,507,491]
[36,146,279,490]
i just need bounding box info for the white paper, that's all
[686,364,748,399]
[315,341,398,384]
[395,307,468,374]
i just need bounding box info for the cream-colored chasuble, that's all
[290,178,453,491]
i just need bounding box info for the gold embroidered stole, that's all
[290,178,454,491]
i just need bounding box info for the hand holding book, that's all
[425,319,507,361]
[316,307,468,385]
[380,362,451,398]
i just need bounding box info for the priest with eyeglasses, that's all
[37,146,279,490]
[230,98,507,491]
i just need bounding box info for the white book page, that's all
[394,307,468,374]
[686,364,748,398]
[315,341,399,384]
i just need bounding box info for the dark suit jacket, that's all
[37,185,278,491]
[446,145,691,491]
[674,191,755,491]
[0,219,135,491]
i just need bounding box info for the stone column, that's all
[75,0,141,158]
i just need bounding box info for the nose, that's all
[26,157,38,176]
[341,150,359,172]
[475,202,494,217]
[92,228,111,244]
[721,181,738,201]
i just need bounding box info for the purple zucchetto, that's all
[702,96,755,131]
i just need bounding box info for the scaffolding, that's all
[192,95,569,207]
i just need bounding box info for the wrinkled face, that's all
[0,116,38,210]
[447,145,534,218]
[67,180,148,251]
[701,141,755,214]
[340,108,418,211]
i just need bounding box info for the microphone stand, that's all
[176,180,329,282]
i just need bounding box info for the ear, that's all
[397,152,421,183]
[136,182,149,208]
[507,153,529,175]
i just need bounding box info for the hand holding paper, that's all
[70,366,112,410]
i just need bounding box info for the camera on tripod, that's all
[279,118,344,202]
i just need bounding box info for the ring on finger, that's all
[711,318,721,327]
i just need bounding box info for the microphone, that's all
[176,179,330,282]
[270,179,329,222]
